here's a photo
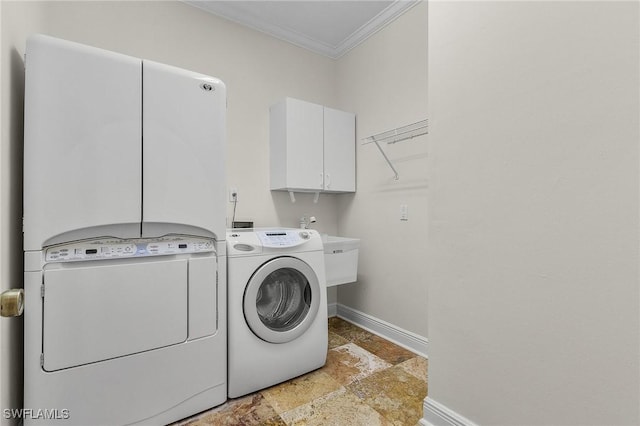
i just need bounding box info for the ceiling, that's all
[184,1,420,59]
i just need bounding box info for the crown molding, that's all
[335,0,420,58]
[183,1,421,59]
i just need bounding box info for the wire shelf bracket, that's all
[362,119,428,180]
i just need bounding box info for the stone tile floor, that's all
[176,317,428,426]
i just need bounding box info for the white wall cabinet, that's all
[24,35,227,248]
[270,98,355,194]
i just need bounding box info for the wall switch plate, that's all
[229,187,238,202]
[400,204,409,221]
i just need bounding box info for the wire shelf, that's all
[362,119,428,146]
[361,119,427,180]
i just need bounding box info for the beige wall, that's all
[427,1,639,424]
[336,2,428,338]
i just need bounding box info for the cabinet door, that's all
[142,60,226,240]
[323,107,355,192]
[287,99,324,190]
[43,258,187,371]
[23,35,142,250]
[270,98,324,191]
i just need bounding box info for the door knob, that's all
[1,289,24,317]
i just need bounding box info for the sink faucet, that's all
[299,216,316,229]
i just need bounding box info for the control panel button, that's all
[256,230,305,248]
[233,243,254,252]
[45,235,216,263]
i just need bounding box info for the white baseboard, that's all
[331,303,428,358]
[422,397,478,426]
[327,302,338,318]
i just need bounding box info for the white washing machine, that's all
[227,228,328,398]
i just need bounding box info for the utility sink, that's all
[322,235,360,287]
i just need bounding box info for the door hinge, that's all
[40,354,44,367]
[216,270,219,326]
[40,285,45,298]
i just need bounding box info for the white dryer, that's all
[24,236,226,425]
[23,35,227,425]
[227,229,328,398]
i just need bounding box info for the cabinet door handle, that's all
[325,173,331,189]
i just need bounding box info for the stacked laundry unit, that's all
[23,34,227,425]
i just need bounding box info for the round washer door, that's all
[244,256,321,344]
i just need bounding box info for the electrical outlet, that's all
[400,204,408,221]
[229,187,238,202]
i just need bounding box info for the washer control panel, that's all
[45,235,215,263]
[256,229,312,248]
